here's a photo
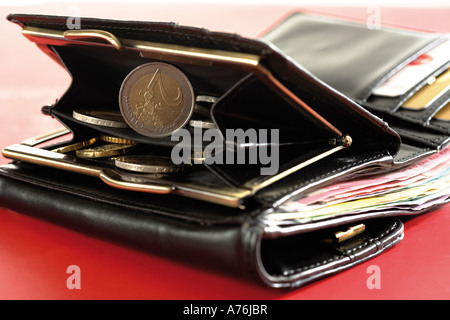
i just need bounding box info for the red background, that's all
[0,2,449,299]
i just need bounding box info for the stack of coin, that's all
[100,134,137,145]
[74,133,138,159]
[70,107,140,158]
[189,95,217,130]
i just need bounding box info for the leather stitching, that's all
[17,19,265,52]
[262,152,386,202]
[282,220,399,276]
[394,127,448,145]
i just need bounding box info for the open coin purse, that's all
[1,12,449,289]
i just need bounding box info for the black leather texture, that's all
[263,12,450,139]
[0,163,404,288]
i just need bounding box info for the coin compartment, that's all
[207,72,401,187]
[43,41,401,191]
[47,44,250,147]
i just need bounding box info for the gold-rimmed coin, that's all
[119,62,195,138]
[76,143,136,159]
[73,109,128,128]
[100,135,137,145]
[114,155,185,173]
[52,137,99,153]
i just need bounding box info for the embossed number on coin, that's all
[119,62,194,138]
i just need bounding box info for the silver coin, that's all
[73,109,128,128]
[189,119,216,129]
[196,95,218,104]
[119,62,195,138]
[114,155,185,173]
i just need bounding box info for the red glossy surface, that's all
[0,3,449,300]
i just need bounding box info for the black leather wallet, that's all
[0,13,448,289]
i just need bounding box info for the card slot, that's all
[433,100,450,121]
[423,88,450,123]
[369,38,450,103]
[264,12,450,116]
[401,67,450,111]
[365,61,450,114]
[394,89,450,131]
[363,64,450,137]
[393,61,450,112]
[426,100,450,135]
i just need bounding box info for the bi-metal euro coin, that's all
[119,62,195,138]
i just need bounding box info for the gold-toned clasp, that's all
[63,29,124,50]
[323,223,366,244]
[1,141,251,209]
[334,224,366,243]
